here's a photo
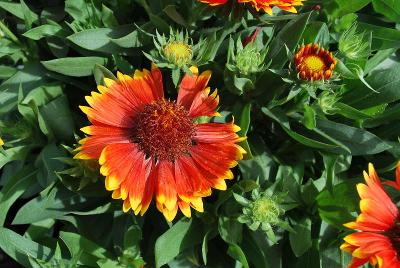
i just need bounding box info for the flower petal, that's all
[177,67,211,110]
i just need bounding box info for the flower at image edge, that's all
[75,64,246,221]
[198,0,305,15]
[341,163,400,268]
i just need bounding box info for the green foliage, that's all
[0,0,399,267]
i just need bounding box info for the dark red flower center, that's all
[132,99,195,161]
[386,221,400,258]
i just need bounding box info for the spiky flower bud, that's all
[234,188,288,243]
[251,196,281,224]
[226,36,268,76]
[235,43,265,75]
[144,29,200,71]
[339,23,371,60]
[163,40,193,67]
[318,91,339,114]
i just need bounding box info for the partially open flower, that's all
[294,44,337,81]
[163,40,193,68]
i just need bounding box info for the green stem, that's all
[0,20,20,44]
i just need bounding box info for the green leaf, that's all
[93,64,117,85]
[326,0,371,17]
[303,105,316,130]
[39,95,75,141]
[344,63,400,108]
[268,12,312,69]
[0,166,36,226]
[289,218,312,257]
[12,183,105,224]
[0,227,52,267]
[317,180,359,228]
[163,5,186,26]
[0,66,17,79]
[67,25,136,54]
[155,219,203,268]
[41,57,107,77]
[372,0,400,22]
[301,22,330,47]
[0,146,31,169]
[334,102,372,121]
[60,231,110,259]
[227,243,249,268]
[0,1,38,22]
[35,143,67,187]
[358,23,400,50]
[315,119,392,155]
[232,102,253,158]
[23,24,64,40]
[218,216,242,244]
[262,107,341,151]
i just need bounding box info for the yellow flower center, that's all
[303,55,326,73]
[163,41,193,67]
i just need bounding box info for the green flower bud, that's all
[226,37,268,77]
[339,23,371,60]
[318,91,339,114]
[251,196,281,224]
[163,41,193,67]
[235,43,264,75]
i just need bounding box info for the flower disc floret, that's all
[163,41,193,67]
[294,44,337,81]
[132,99,195,161]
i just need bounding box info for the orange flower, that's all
[75,64,245,221]
[384,162,400,191]
[341,163,400,268]
[198,0,304,15]
[294,43,337,81]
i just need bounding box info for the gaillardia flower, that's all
[294,43,337,81]
[75,64,245,221]
[198,0,304,15]
[341,163,400,268]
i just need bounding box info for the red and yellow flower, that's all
[294,43,337,81]
[341,163,400,268]
[75,64,245,221]
[198,0,304,15]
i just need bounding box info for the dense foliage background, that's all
[0,0,400,267]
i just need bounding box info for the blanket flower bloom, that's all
[341,163,400,268]
[198,0,304,15]
[75,64,245,221]
[294,43,337,81]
